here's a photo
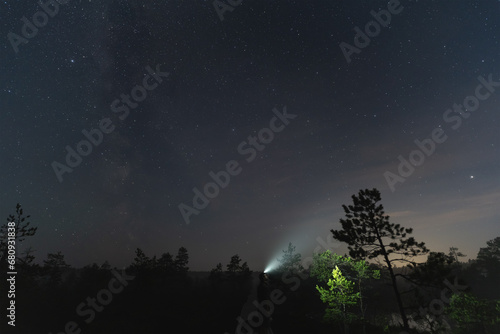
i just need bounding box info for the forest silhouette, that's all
[1,190,499,334]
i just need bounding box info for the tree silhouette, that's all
[210,262,223,280]
[477,237,500,278]
[448,246,466,264]
[405,250,466,331]
[277,242,303,273]
[100,260,111,270]
[131,248,155,272]
[43,251,70,284]
[331,188,428,331]
[409,251,456,288]
[15,246,39,287]
[158,252,175,273]
[225,255,251,278]
[174,247,189,273]
[226,254,241,273]
[43,251,70,268]
[0,203,37,266]
[227,254,245,274]
[18,246,36,267]
[240,261,250,276]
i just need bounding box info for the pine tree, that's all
[43,251,70,284]
[277,242,303,273]
[331,188,428,331]
[174,247,189,273]
[477,237,500,278]
[158,252,175,273]
[0,203,37,266]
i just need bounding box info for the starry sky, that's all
[1,0,500,271]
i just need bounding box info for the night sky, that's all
[1,0,500,271]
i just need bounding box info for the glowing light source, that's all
[264,258,280,273]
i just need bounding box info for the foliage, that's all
[240,261,250,274]
[351,256,381,281]
[226,254,242,273]
[0,203,37,265]
[209,262,223,280]
[477,237,500,278]
[43,251,70,284]
[210,255,251,281]
[226,254,251,277]
[311,250,380,332]
[311,251,380,293]
[331,188,428,331]
[131,248,156,271]
[316,266,360,333]
[496,301,500,323]
[174,246,189,273]
[409,251,456,287]
[131,247,189,274]
[331,189,428,262]
[277,242,303,273]
[43,251,70,268]
[447,293,500,333]
[212,262,223,273]
[311,251,346,283]
[402,248,468,333]
[158,252,175,272]
[18,246,37,268]
[448,246,466,264]
[100,260,111,270]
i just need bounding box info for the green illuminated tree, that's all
[311,251,380,333]
[311,251,346,282]
[331,188,429,331]
[316,265,360,334]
